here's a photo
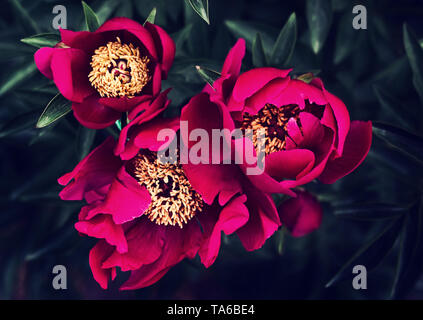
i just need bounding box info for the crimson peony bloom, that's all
[57,96,281,289]
[277,190,323,237]
[190,39,372,196]
[34,17,175,129]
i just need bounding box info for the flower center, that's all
[129,151,203,228]
[88,37,150,98]
[241,103,301,155]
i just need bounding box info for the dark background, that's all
[1,0,423,299]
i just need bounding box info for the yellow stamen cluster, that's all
[241,103,301,155]
[88,37,150,98]
[131,151,203,228]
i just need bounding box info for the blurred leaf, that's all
[195,65,220,89]
[334,12,357,64]
[296,72,315,84]
[333,203,408,221]
[185,0,209,25]
[252,33,267,67]
[9,0,40,34]
[115,0,133,18]
[372,122,423,164]
[77,126,96,161]
[21,33,61,48]
[403,24,423,103]
[143,7,157,25]
[0,108,41,139]
[36,94,71,128]
[391,199,423,299]
[0,62,37,97]
[82,1,100,32]
[373,85,414,129]
[172,24,193,55]
[225,20,275,57]
[326,218,402,288]
[270,12,297,67]
[306,0,332,54]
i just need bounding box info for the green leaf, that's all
[325,218,402,288]
[185,0,209,25]
[333,203,408,221]
[391,200,423,299]
[225,20,275,57]
[306,0,332,54]
[36,94,72,128]
[77,126,96,161]
[143,7,157,25]
[172,24,193,55]
[195,65,221,89]
[252,33,267,67]
[403,24,423,102]
[9,0,40,34]
[372,122,423,164]
[82,1,100,32]
[0,62,37,97]
[333,12,357,64]
[296,72,315,84]
[21,33,61,48]
[373,85,414,128]
[270,12,297,67]
[0,109,41,139]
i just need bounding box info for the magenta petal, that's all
[34,47,54,79]
[278,191,323,237]
[221,38,246,77]
[319,121,372,184]
[276,79,327,109]
[232,67,291,102]
[95,17,158,60]
[236,187,281,251]
[75,214,128,253]
[87,167,151,224]
[58,137,121,201]
[265,149,315,181]
[89,240,115,289]
[133,117,180,152]
[144,22,175,77]
[99,95,151,112]
[102,221,165,271]
[199,195,249,268]
[60,28,104,54]
[50,48,94,103]
[72,94,121,129]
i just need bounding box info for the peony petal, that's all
[89,240,115,289]
[34,47,54,79]
[72,94,121,129]
[99,95,151,112]
[319,121,372,184]
[265,149,315,181]
[60,28,104,54]
[221,38,246,77]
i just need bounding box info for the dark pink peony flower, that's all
[189,39,372,196]
[277,190,323,237]
[58,100,281,289]
[34,17,175,129]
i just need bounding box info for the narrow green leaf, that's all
[225,20,275,57]
[306,0,332,54]
[195,65,220,89]
[185,0,209,25]
[333,203,408,221]
[36,94,72,128]
[143,7,157,25]
[403,23,423,103]
[82,1,100,32]
[391,200,423,299]
[296,72,315,84]
[372,122,423,164]
[0,62,37,97]
[373,85,414,128]
[9,0,40,34]
[172,24,193,55]
[325,218,402,288]
[77,126,96,161]
[21,33,61,48]
[270,12,297,67]
[0,109,41,138]
[252,33,267,67]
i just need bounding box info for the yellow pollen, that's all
[130,151,204,228]
[88,37,150,98]
[241,103,301,155]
